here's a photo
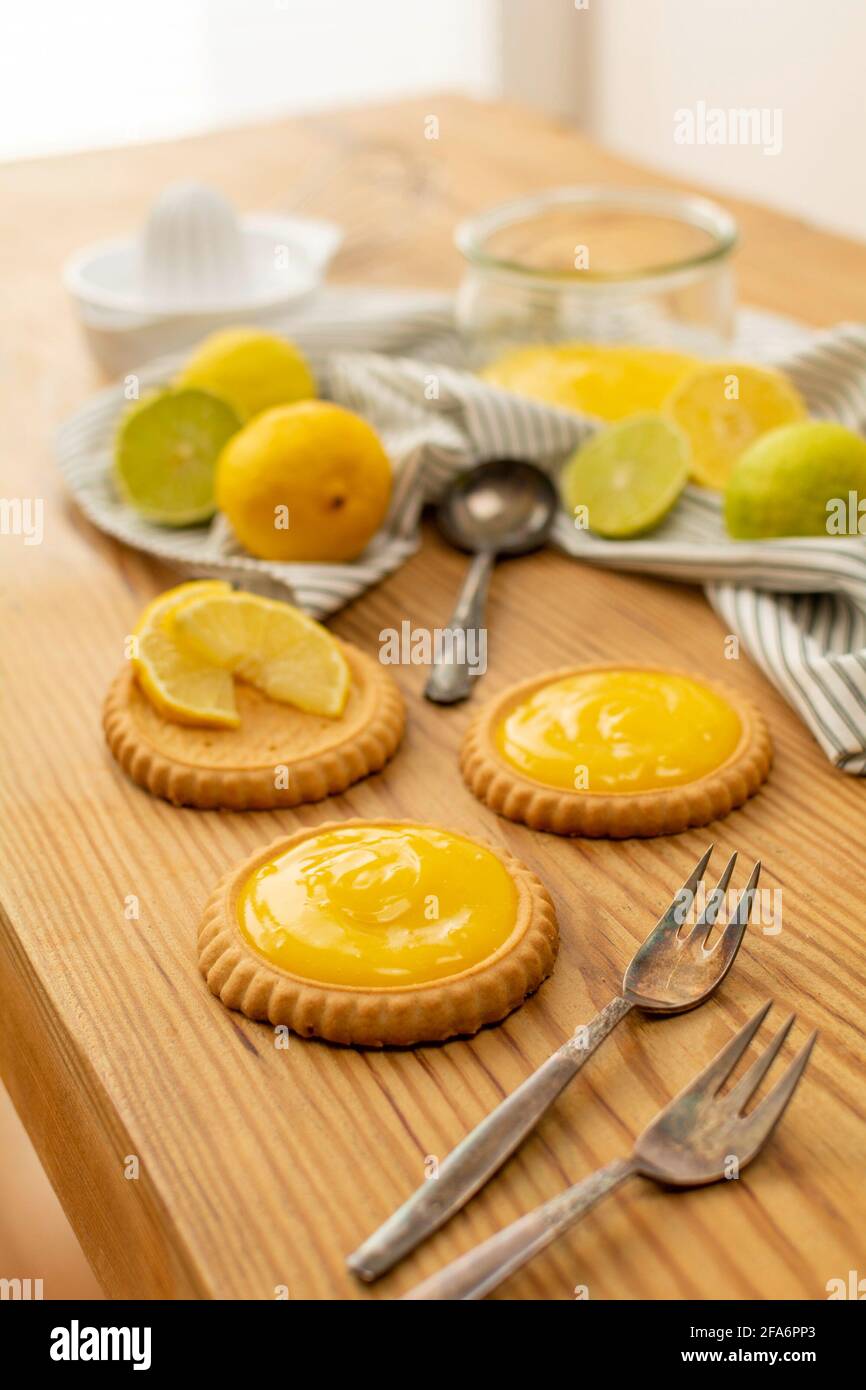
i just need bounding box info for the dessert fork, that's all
[405,1002,816,1299]
[348,845,759,1281]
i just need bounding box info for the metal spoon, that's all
[423,459,557,704]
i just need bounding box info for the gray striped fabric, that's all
[55,291,866,773]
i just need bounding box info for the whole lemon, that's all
[177,328,315,421]
[216,401,392,562]
[725,420,866,538]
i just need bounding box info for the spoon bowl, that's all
[436,458,558,555]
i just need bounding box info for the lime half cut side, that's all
[560,413,690,539]
[114,388,240,526]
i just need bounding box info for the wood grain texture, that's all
[1,95,865,1301]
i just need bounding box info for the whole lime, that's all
[725,420,866,539]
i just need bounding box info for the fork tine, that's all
[664,844,714,928]
[731,861,762,925]
[676,1001,773,1099]
[737,1032,818,1147]
[725,1013,795,1112]
[710,860,761,958]
[679,843,714,898]
[687,851,738,941]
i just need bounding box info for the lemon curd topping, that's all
[237,825,519,988]
[495,669,742,794]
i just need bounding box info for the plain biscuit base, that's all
[461,664,773,839]
[103,641,405,810]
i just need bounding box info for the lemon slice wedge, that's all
[133,581,240,728]
[174,592,350,718]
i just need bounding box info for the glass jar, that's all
[455,187,738,367]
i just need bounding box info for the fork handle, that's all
[347,996,633,1281]
[404,1156,637,1300]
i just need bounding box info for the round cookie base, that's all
[103,642,405,810]
[199,820,559,1046]
[461,665,773,839]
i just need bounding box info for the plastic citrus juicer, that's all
[63,181,342,373]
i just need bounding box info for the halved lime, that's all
[560,413,690,539]
[114,388,240,526]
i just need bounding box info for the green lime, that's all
[725,421,866,539]
[560,413,690,538]
[114,388,240,526]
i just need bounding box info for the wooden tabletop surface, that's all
[1,94,864,1301]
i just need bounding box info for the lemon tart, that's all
[199,820,558,1045]
[462,666,772,838]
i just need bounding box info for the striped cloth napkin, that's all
[56,288,866,774]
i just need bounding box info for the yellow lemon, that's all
[132,580,239,727]
[666,362,806,489]
[176,328,316,421]
[216,401,392,562]
[481,343,700,420]
[173,590,350,718]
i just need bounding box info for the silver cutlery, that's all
[405,1001,816,1299]
[348,845,758,1281]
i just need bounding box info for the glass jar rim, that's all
[455,186,738,285]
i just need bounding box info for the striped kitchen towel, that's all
[55,289,866,773]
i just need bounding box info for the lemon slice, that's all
[560,413,690,538]
[174,592,350,718]
[665,363,806,489]
[133,581,239,728]
[114,388,240,525]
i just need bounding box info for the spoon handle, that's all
[423,551,495,704]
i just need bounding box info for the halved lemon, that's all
[132,580,239,728]
[665,362,806,489]
[481,343,700,420]
[174,591,350,718]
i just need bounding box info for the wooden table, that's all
[2,95,864,1301]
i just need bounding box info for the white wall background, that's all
[581,0,866,242]
[0,0,499,161]
[3,0,866,243]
